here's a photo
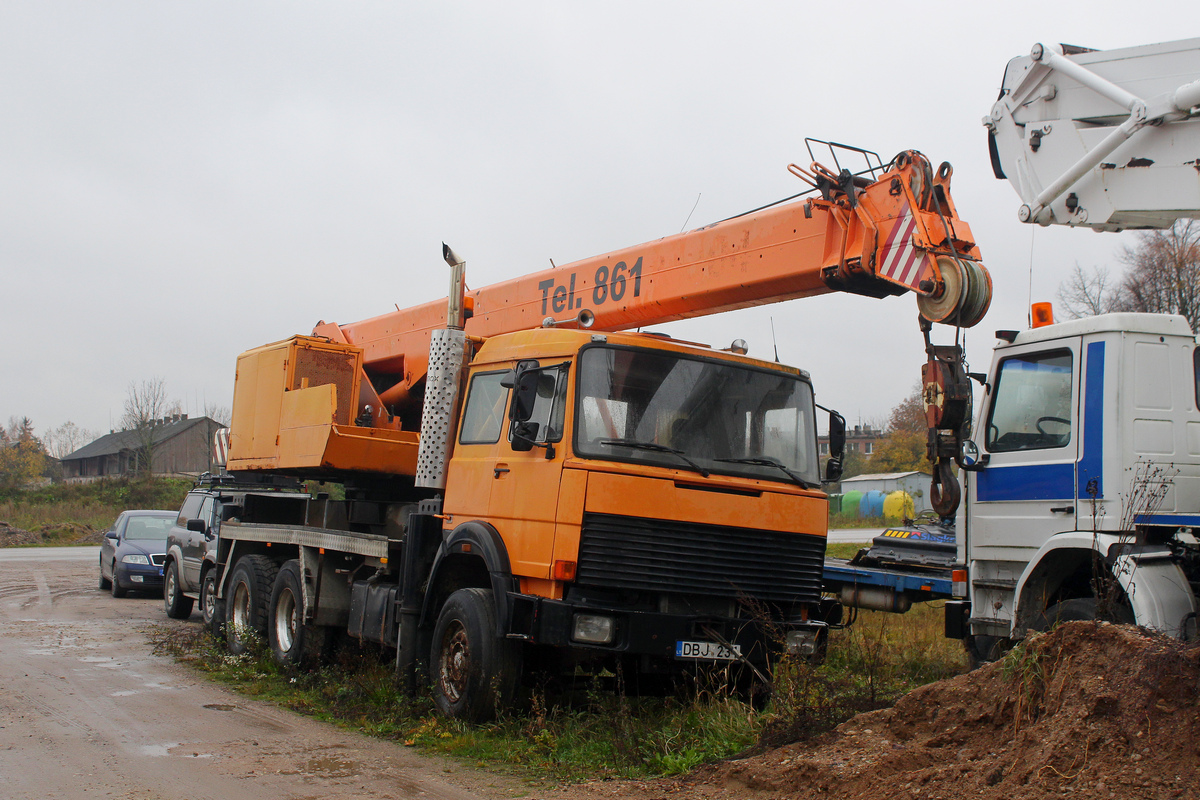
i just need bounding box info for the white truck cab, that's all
[958,313,1200,651]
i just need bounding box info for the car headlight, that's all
[121,554,150,565]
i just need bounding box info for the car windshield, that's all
[574,345,819,486]
[124,514,175,540]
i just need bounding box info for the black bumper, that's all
[507,593,822,666]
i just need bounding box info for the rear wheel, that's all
[110,562,127,598]
[163,561,194,619]
[430,587,521,721]
[268,560,331,667]
[200,570,220,627]
[225,555,279,655]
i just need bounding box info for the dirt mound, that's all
[0,522,42,546]
[0,521,101,546]
[567,622,1200,800]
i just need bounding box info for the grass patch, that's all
[149,602,966,783]
[0,477,191,544]
[824,541,869,560]
[828,513,889,529]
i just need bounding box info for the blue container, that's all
[859,490,886,519]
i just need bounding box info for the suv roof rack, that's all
[194,471,304,491]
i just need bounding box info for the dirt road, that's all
[0,548,526,800]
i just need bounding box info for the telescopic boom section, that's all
[313,150,989,424]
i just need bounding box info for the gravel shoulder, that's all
[0,551,530,800]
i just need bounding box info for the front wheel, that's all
[99,557,111,590]
[430,587,521,722]
[110,562,127,598]
[163,561,194,619]
[1033,596,1134,630]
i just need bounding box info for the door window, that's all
[459,371,509,445]
[176,493,204,525]
[985,349,1074,453]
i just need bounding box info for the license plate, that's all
[675,640,741,661]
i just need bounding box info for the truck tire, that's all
[163,561,194,619]
[201,569,223,633]
[965,634,1007,670]
[430,587,521,722]
[110,561,127,598]
[268,560,331,667]
[1033,596,1134,630]
[225,555,279,655]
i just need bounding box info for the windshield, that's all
[124,514,175,540]
[574,345,819,486]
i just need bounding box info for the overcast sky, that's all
[1,2,1192,442]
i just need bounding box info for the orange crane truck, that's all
[185,143,990,720]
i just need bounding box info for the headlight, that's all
[121,554,150,565]
[572,614,615,645]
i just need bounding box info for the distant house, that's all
[60,416,222,480]
[818,424,884,457]
[840,471,931,513]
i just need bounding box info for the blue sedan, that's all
[99,510,176,598]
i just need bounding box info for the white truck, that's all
[831,37,1200,663]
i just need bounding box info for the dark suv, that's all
[162,474,304,632]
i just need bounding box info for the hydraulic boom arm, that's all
[316,148,989,426]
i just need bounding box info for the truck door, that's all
[969,338,1083,554]
[444,362,568,581]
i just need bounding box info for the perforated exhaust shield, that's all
[415,328,468,489]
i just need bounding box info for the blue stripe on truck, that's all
[976,462,1076,501]
[1076,341,1105,499]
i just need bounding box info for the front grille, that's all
[150,554,166,567]
[576,513,824,604]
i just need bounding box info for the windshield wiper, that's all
[714,456,817,489]
[599,439,710,477]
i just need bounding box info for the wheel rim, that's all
[165,570,175,604]
[202,577,215,622]
[231,581,252,639]
[436,621,470,704]
[274,587,298,653]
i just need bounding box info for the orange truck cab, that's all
[436,328,832,693]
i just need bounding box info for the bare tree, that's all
[1113,220,1200,331]
[43,421,98,460]
[203,401,232,427]
[122,378,169,476]
[1057,264,1119,319]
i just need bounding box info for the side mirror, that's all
[186,518,207,534]
[509,369,541,423]
[824,409,846,483]
[510,421,539,452]
[957,439,990,471]
[105,530,118,540]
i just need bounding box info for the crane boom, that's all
[987,37,1200,230]
[315,149,989,426]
